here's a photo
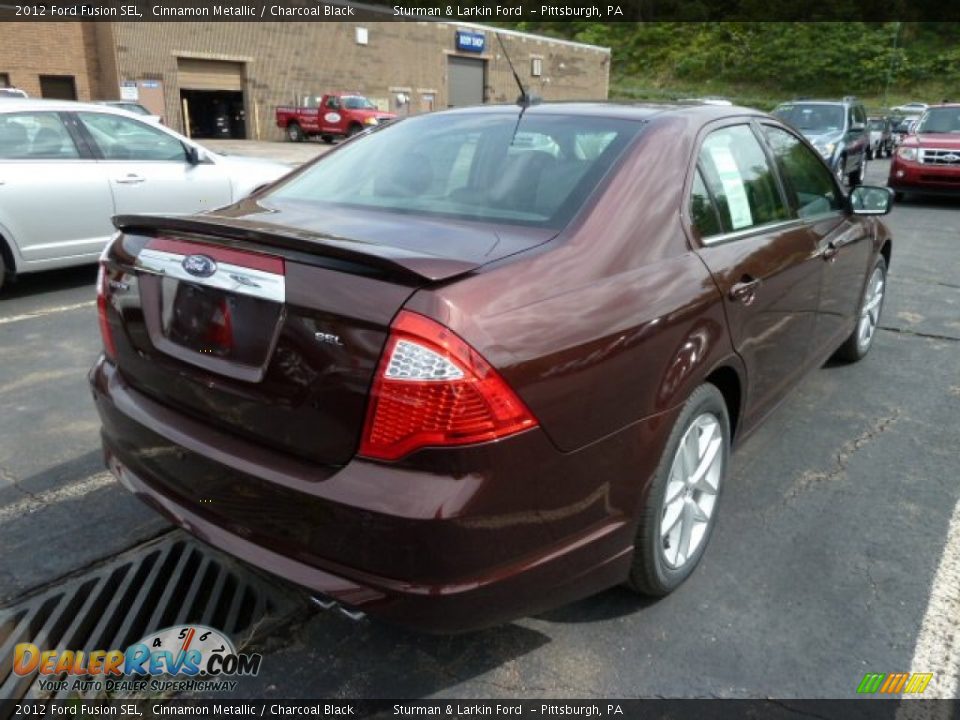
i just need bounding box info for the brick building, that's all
[0,15,610,140]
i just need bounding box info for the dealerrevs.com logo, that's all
[13,624,261,694]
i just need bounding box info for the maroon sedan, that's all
[91,103,893,632]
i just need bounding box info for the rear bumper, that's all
[91,358,671,633]
[889,159,960,195]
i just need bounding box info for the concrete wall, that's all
[0,22,102,99]
[105,21,610,140]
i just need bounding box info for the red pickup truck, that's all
[275,93,396,143]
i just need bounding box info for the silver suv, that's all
[772,98,870,186]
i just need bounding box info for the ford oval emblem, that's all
[182,254,217,278]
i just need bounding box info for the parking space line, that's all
[898,499,960,706]
[0,300,96,326]
[0,471,115,523]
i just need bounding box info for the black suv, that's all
[772,97,870,186]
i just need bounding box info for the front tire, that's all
[628,384,730,596]
[321,134,335,144]
[849,155,866,187]
[834,256,887,363]
[347,123,363,138]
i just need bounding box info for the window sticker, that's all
[707,144,753,230]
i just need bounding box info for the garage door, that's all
[177,59,244,91]
[447,56,484,107]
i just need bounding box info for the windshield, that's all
[268,112,642,229]
[868,119,885,130]
[916,108,960,134]
[342,96,377,110]
[120,103,151,116]
[773,104,845,134]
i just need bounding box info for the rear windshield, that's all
[267,112,642,229]
[773,104,844,134]
[916,108,960,134]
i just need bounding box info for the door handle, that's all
[729,276,762,305]
[822,242,839,261]
[115,174,145,185]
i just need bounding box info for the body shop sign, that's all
[456,30,485,52]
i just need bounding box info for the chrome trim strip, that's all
[700,218,804,247]
[135,248,285,303]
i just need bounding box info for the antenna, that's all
[496,32,539,108]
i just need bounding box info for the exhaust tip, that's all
[311,594,366,621]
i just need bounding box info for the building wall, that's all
[105,21,610,140]
[0,22,101,99]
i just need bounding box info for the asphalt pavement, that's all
[0,158,957,700]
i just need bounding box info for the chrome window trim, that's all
[699,218,805,246]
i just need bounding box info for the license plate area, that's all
[136,238,286,383]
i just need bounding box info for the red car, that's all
[92,103,893,632]
[275,93,395,143]
[889,104,960,200]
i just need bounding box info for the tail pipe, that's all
[310,595,367,622]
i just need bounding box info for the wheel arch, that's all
[0,225,18,274]
[880,237,892,270]
[704,365,743,441]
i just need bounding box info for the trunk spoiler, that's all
[112,214,482,284]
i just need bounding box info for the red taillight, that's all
[96,263,117,361]
[359,310,538,461]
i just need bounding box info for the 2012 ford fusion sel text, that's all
[90,102,893,632]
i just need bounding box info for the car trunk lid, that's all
[103,209,553,466]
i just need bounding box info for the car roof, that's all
[435,101,765,122]
[0,98,140,116]
[775,99,859,107]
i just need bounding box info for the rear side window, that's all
[763,125,841,218]
[697,124,789,233]
[689,169,723,239]
[0,112,79,159]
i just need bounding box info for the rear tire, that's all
[834,256,887,363]
[286,123,304,143]
[628,383,730,597]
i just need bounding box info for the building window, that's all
[355,27,368,45]
[531,57,543,77]
[0,73,10,88]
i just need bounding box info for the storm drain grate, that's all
[0,532,307,701]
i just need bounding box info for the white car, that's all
[96,100,164,125]
[0,88,29,99]
[0,99,291,289]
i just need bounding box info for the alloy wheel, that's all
[660,413,723,569]
[857,266,885,353]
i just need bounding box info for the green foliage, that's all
[504,22,960,108]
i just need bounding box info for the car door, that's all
[761,123,873,356]
[687,122,823,427]
[0,110,114,264]
[75,111,232,217]
[320,96,344,135]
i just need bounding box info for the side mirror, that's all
[850,185,893,215]
[184,144,210,165]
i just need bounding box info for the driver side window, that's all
[77,112,188,162]
[325,97,340,110]
[763,125,841,218]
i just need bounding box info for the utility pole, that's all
[883,21,903,110]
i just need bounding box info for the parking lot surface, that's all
[0,159,957,700]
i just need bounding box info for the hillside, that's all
[507,22,960,112]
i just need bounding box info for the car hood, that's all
[211,154,293,196]
[907,134,960,149]
[802,131,843,146]
[351,109,396,120]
